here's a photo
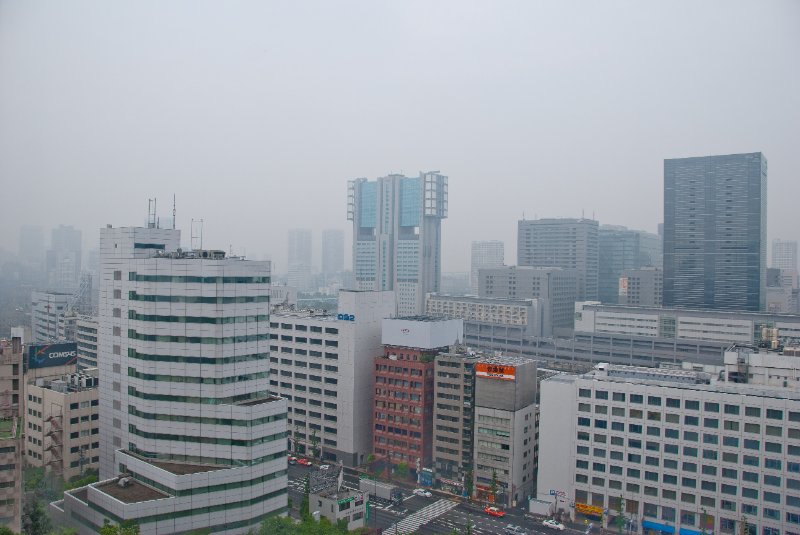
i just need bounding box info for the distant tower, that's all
[663,152,767,311]
[348,172,448,315]
[470,241,504,295]
[287,229,313,291]
[321,229,344,276]
[46,225,82,292]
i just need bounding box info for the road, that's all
[288,465,587,535]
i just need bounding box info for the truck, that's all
[359,478,396,501]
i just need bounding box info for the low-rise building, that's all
[25,368,99,480]
[309,468,366,531]
[426,294,549,337]
[538,360,800,535]
[473,356,538,508]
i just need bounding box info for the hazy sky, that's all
[2,1,798,273]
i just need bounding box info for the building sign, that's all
[28,342,78,370]
[337,313,355,321]
[476,363,516,380]
[575,503,604,518]
[618,277,629,298]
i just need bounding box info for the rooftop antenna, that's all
[191,219,204,251]
[581,208,585,220]
[522,211,525,221]
[173,194,177,230]
[147,198,158,229]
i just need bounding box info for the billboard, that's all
[27,342,78,369]
[575,503,604,518]
[475,362,516,381]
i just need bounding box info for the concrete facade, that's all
[75,315,98,370]
[269,290,396,466]
[473,356,538,509]
[31,290,72,343]
[538,364,800,535]
[479,266,578,334]
[619,267,663,307]
[470,241,505,295]
[0,338,23,533]
[426,294,547,337]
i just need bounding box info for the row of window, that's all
[128,348,268,365]
[128,272,269,283]
[128,292,269,304]
[127,367,269,385]
[270,322,335,334]
[128,386,270,405]
[129,425,286,447]
[128,330,269,344]
[270,348,339,360]
[128,405,286,427]
[128,311,268,324]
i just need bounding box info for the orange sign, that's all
[476,363,516,380]
[575,503,604,517]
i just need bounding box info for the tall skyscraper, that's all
[60,225,288,532]
[772,239,798,271]
[598,225,661,304]
[321,229,344,276]
[663,152,767,311]
[347,172,448,315]
[18,224,44,266]
[47,224,82,292]
[470,240,504,294]
[287,228,313,291]
[517,218,599,300]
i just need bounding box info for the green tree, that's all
[98,520,139,535]
[310,429,320,459]
[293,423,302,457]
[463,470,474,501]
[614,495,625,535]
[489,470,498,503]
[0,526,19,535]
[300,475,311,521]
[395,462,409,479]
[259,517,295,535]
[22,499,51,535]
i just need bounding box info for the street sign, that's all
[549,489,567,498]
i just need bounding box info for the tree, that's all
[614,495,625,535]
[463,469,474,501]
[310,429,320,459]
[259,517,295,535]
[98,520,139,535]
[0,526,19,535]
[293,423,302,457]
[300,475,311,521]
[395,462,409,479]
[22,499,51,535]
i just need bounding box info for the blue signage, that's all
[28,342,78,370]
[337,314,355,321]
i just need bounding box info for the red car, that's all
[484,506,506,518]
[297,458,313,467]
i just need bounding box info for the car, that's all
[413,488,432,498]
[297,458,313,467]
[484,506,506,518]
[287,456,297,465]
[319,464,330,470]
[543,519,566,531]
[504,525,527,535]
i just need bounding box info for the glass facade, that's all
[663,153,767,311]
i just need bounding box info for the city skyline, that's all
[1,2,799,273]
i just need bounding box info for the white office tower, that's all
[348,172,448,316]
[56,226,288,534]
[470,240,504,294]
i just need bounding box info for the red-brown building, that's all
[372,317,463,471]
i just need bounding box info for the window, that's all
[704,402,719,412]
[630,394,643,404]
[595,390,608,400]
[724,404,740,415]
[666,398,680,408]
[579,389,591,398]
[685,400,699,410]
[745,406,761,417]
[766,409,783,420]
[612,392,625,402]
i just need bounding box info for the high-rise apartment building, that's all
[470,241,504,295]
[517,218,599,301]
[598,225,661,304]
[663,152,767,311]
[321,229,345,277]
[348,172,448,316]
[479,266,578,333]
[55,226,287,534]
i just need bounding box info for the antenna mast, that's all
[173,194,177,230]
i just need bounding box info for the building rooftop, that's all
[96,478,169,504]
[477,355,535,367]
[393,315,458,323]
[235,394,283,406]
[428,294,538,306]
[120,451,227,475]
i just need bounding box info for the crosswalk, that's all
[387,499,460,534]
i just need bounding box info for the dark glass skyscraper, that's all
[663,152,767,311]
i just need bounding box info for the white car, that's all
[504,525,527,535]
[319,464,330,470]
[413,488,432,498]
[543,519,566,531]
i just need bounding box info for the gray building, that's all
[772,239,798,271]
[47,224,82,293]
[348,173,448,316]
[663,152,767,311]
[517,218,599,301]
[471,240,505,295]
[473,356,538,508]
[321,229,344,277]
[30,289,71,343]
[432,348,480,493]
[479,266,578,334]
[599,225,661,304]
[619,267,663,307]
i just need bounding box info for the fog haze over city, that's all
[1,1,799,271]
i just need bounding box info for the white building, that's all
[348,173,448,316]
[538,363,800,535]
[75,315,98,370]
[470,241,504,295]
[574,302,800,345]
[426,294,548,337]
[53,226,288,534]
[270,290,396,466]
[31,290,72,343]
